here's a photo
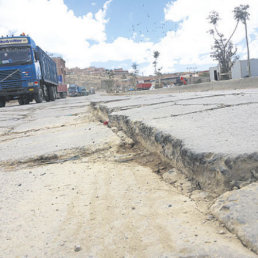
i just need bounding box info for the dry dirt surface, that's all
[0,97,256,257]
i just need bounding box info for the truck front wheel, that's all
[0,97,6,108]
[18,97,30,105]
[35,88,43,103]
[24,99,30,105]
[18,98,24,105]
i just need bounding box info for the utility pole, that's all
[245,20,251,77]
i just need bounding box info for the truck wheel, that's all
[35,88,43,103]
[43,85,50,102]
[54,87,57,99]
[0,97,6,108]
[23,98,30,105]
[49,86,56,101]
[18,98,24,105]
[19,97,29,105]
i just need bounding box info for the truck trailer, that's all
[0,35,58,107]
[53,57,68,98]
[136,83,152,90]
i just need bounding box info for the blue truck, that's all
[0,35,58,107]
[68,84,88,97]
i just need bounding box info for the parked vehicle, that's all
[79,86,88,96]
[68,85,88,97]
[53,58,68,99]
[68,84,79,97]
[89,87,95,94]
[57,84,67,98]
[136,83,152,90]
[0,35,58,107]
[175,77,187,86]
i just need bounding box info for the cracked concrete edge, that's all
[90,99,258,256]
[90,102,258,196]
[211,183,258,255]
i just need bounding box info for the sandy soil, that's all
[0,145,256,257]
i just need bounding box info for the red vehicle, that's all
[136,83,152,90]
[57,84,67,98]
[180,76,187,85]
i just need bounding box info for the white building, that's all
[231,59,258,79]
[209,66,220,81]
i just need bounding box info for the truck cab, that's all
[0,35,58,107]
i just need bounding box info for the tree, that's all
[153,51,160,74]
[105,69,115,92]
[105,69,114,79]
[153,51,162,88]
[208,11,238,80]
[233,5,251,77]
[131,62,138,89]
[132,62,138,75]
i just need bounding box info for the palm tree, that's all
[153,51,160,74]
[131,62,138,89]
[153,51,162,87]
[233,5,251,76]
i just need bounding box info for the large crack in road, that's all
[0,97,256,257]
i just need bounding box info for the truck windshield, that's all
[0,47,32,66]
[69,87,76,92]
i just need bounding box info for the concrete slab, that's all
[0,122,118,162]
[12,116,80,133]
[113,102,218,121]
[145,103,258,155]
[211,183,258,254]
[92,89,258,194]
[0,96,119,163]
[99,90,256,110]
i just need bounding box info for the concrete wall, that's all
[231,60,242,79]
[121,76,258,97]
[232,59,258,79]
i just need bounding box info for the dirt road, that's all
[0,97,256,257]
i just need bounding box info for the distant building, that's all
[231,59,258,79]
[84,67,105,75]
[112,68,129,76]
[101,79,115,93]
[161,76,183,85]
[66,67,106,76]
[209,66,220,81]
[210,59,258,81]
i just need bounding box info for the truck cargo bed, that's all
[36,46,58,86]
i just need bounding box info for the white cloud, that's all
[89,37,153,63]
[0,0,258,75]
[0,0,112,67]
[159,0,258,72]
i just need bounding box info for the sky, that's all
[0,0,258,75]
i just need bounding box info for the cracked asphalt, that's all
[0,95,257,257]
[100,89,258,155]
